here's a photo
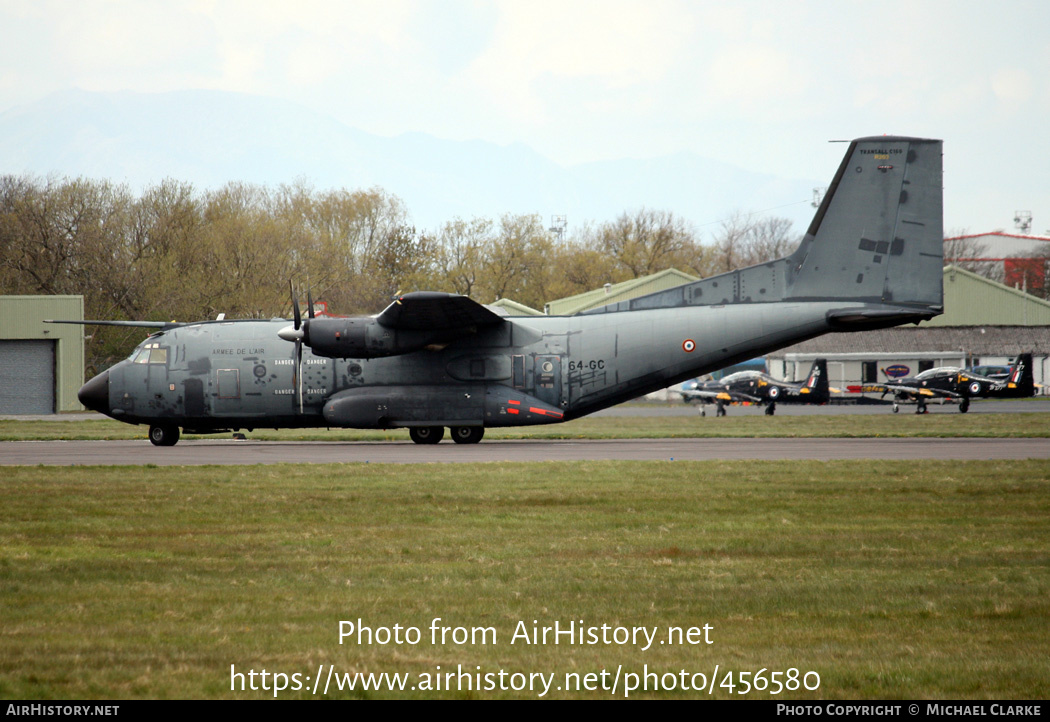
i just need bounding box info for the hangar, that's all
[944,231,1049,295]
[0,296,85,414]
[543,269,698,316]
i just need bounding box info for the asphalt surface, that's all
[2,397,1048,466]
[4,397,1049,423]
[2,437,1048,466]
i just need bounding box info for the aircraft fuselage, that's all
[81,300,861,432]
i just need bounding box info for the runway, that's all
[595,397,1050,417]
[3,436,1048,465]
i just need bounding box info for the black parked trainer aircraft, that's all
[681,359,831,416]
[868,353,1036,413]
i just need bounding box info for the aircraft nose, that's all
[78,369,110,414]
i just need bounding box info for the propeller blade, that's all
[307,288,315,319]
[290,279,302,330]
[296,338,303,414]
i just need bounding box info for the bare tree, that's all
[710,212,797,272]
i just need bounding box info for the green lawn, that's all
[2,460,1047,698]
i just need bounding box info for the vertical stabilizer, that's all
[804,358,830,402]
[787,137,943,310]
[1009,353,1035,396]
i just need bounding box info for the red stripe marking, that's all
[508,399,520,405]
[529,407,563,419]
[507,408,519,414]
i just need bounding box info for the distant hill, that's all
[0,89,820,235]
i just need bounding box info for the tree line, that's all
[0,175,799,373]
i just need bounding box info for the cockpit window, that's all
[915,367,958,379]
[721,371,761,383]
[132,342,168,364]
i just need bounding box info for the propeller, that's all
[292,280,302,331]
[280,280,308,414]
[279,280,305,342]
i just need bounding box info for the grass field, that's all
[3,411,1050,442]
[1,460,1048,699]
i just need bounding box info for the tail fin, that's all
[1008,353,1035,396]
[787,136,943,312]
[803,358,830,402]
[579,136,944,321]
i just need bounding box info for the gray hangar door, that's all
[0,340,56,414]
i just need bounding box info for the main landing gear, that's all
[409,426,485,444]
[409,426,444,444]
[148,424,180,446]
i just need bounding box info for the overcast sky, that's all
[1,0,1048,234]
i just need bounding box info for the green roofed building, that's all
[0,296,85,414]
[925,264,1050,327]
[543,268,699,316]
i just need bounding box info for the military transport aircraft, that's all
[868,353,1036,414]
[62,136,945,445]
[681,359,831,416]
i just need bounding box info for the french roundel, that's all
[968,381,981,395]
[682,339,696,352]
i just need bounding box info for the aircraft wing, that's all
[874,383,955,399]
[45,319,184,331]
[375,292,506,332]
[686,389,763,404]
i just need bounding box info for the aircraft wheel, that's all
[700,409,706,417]
[959,399,970,413]
[764,405,775,416]
[409,426,444,444]
[893,404,899,413]
[148,424,180,446]
[450,426,485,444]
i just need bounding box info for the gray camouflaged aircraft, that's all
[68,135,944,445]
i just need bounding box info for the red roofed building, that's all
[944,232,1050,298]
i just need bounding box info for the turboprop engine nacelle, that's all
[280,317,436,359]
